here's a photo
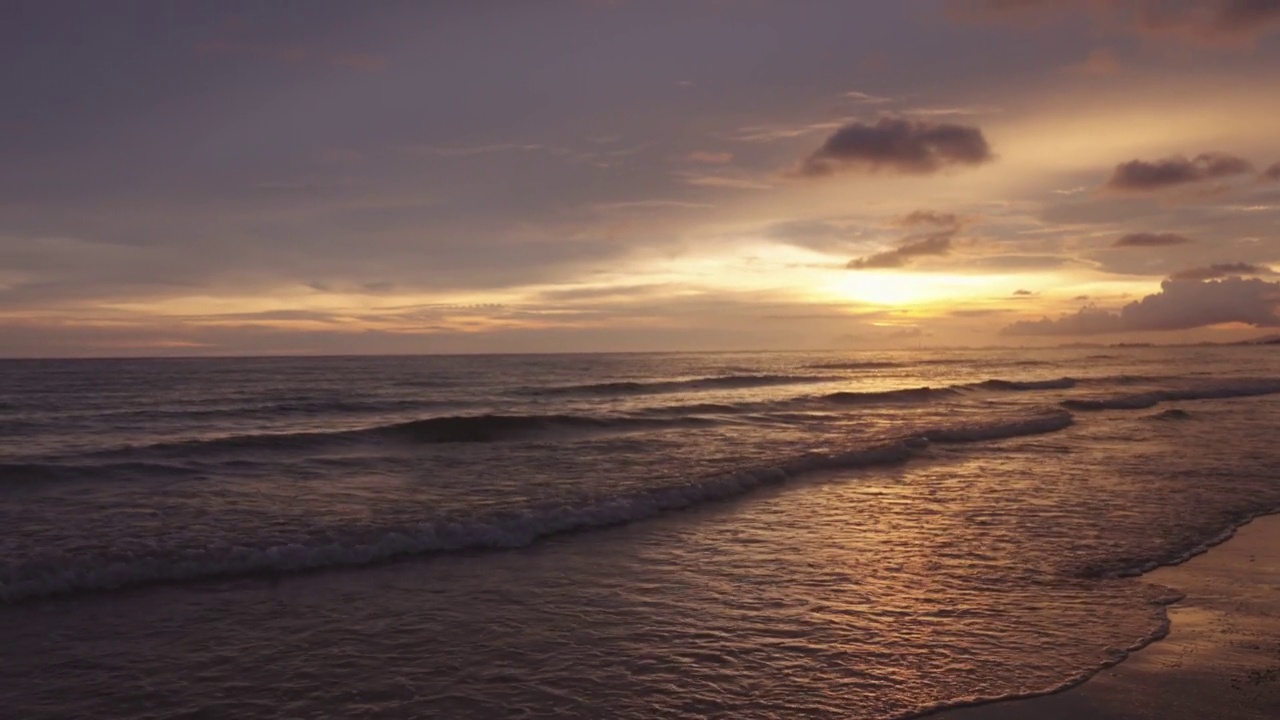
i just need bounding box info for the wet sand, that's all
[931,514,1280,720]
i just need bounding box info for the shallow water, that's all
[2,347,1279,718]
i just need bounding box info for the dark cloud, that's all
[847,234,952,269]
[848,208,967,269]
[1169,263,1278,280]
[1002,278,1280,335]
[1105,153,1255,192]
[1013,289,1035,296]
[1112,232,1195,247]
[1262,162,1280,182]
[897,210,962,227]
[796,118,993,177]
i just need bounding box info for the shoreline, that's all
[927,513,1280,719]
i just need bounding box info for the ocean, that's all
[2,347,1279,718]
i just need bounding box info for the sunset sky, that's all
[3,0,1280,356]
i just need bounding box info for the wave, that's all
[375,413,717,443]
[0,411,1075,604]
[1149,408,1193,421]
[819,386,958,404]
[972,377,1077,391]
[80,412,725,459]
[529,374,841,397]
[1061,380,1280,411]
[804,361,905,370]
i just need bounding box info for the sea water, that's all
[2,347,1279,718]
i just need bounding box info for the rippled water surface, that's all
[2,347,1280,718]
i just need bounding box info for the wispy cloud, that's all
[728,121,845,143]
[843,91,894,104]
[1113,232,1195,247]
[686,151,734,164]
[675,173,773,191]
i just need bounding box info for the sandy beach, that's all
[931,514,1280,720]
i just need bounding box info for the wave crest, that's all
[0,410,1075,604]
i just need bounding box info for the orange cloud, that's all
[687,151,734,164]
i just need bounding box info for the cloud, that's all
[1105,152,1255,191]
[1066,47,1121,75]
[900,105,1003,117]
[949,1,1280,45]
[1002,277,1280,335]
[896,210,962,227]
[1262,162,1280,182]
[1112,232,1195,247]
[1013,289,1035,296]
[848,209,965,269]
[847,234,953,269]
[1169,262,1277,280]
[675,173,773,190]
[730,121,844,143]
[795,118,994,177]
[686,151,734,164]
[843,91,894,104]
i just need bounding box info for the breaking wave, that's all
[972,377,1077,391]
[819,387,958,404]
[0,411,1075,604]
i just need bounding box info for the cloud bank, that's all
[1169,263,1277,280]
[1002,277,1280,335]
[797,118,993,176]
[1112,232,1194,247]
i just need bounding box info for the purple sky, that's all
[3,0,1280,355]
